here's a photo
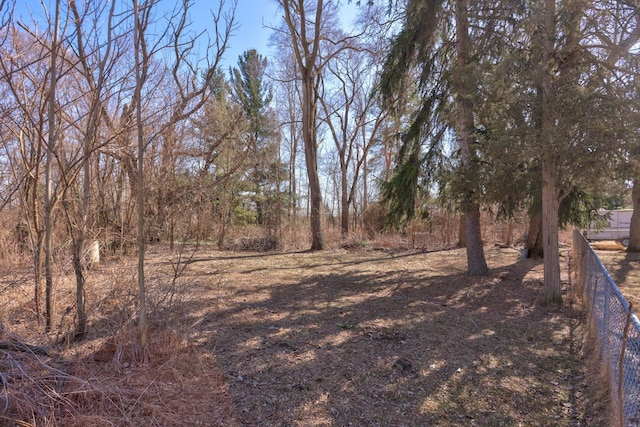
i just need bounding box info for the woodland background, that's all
[0,0,637,378]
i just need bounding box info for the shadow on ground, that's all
[158,247,593,426]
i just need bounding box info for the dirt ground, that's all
[592,242,640,309]
[0,242,606,426]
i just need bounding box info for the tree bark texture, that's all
[341,159,349,236]
[302,75,324,250]
[526,209,543,259]
[542,156,562,303]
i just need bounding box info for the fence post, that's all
[580,246,591,306]
[568,247,574,305]
[603,276,611,361]
[589,276,599,349]
[617,302,633,427]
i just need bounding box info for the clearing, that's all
[1,244,605,426]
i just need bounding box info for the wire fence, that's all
[572,229,640,427]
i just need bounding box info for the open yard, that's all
[594,243,640,310]
[0,243,607,426]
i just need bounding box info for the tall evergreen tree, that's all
[230,49,281,229]
[380,0,488,275]
[231,49,272,143]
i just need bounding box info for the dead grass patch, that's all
[0,326,237,427]
[60,327,237,427]
[590,241,626,251]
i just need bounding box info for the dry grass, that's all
[0,324,237,426]
[579,316,615,427]
[187,246,594,426]
[59,327,237,427]
[0,236,605,426]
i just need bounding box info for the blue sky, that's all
[189,0,281,67]
[210,0,360,67]
[222,0,281,65]
[13,0,360,68]
[13,0,280,65]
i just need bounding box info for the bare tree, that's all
[278,0,361,249]
[1,17,88,329]
[67,0,121,339]
[132,0,148,346]
[272,49,303,227]
[319,34,388,237]
[278,0,326,249]
[131,0,235,346]
[0,26,51,321]
[155,0,234,248]
[44,0,63,331]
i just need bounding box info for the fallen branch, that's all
[0,340,49,356]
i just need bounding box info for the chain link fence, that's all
[572,230,640,427]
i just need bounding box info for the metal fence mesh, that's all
[572,230,640,426]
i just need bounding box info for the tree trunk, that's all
[527,189,544,258]
[341,160,349,236]
[30,171,45,322]
[134,0,148,348]
[73,125,90,338]
[290,134,297,225]
[457,214,466,248]
[303,76,323,249]
[276,140,283,242]
[540,0,562,305]
[628,178,640,252]
[282,0,325,251]
[455,0,487,275]
[362,141,368,232]
[542,156,562,304]
[505,217,513,247]
[301,46,323,249]
[44,0,61,332]
[34,228,44,322]
[72,232,87,339]
[465,203,488,275]
[158,126,177,246]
